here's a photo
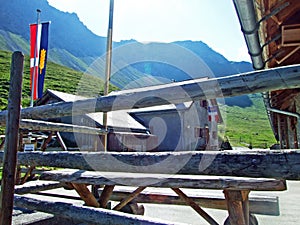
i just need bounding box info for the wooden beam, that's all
[1,64,300,123]
[0,52,24,225]
[39,169,286,191]
[282,24,300,46]
[113,186,146,211]
[3,150,300,179]
[14,195,182,225]
[15,181,64,195]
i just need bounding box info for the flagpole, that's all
[30,9,41,107]
[103,0,114,151]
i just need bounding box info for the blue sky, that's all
[47,0,251,62]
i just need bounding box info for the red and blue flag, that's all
[30,22,49,100]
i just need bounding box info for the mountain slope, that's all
[0,0,253,87]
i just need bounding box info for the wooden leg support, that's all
[113,186,146,211]
[223,190,250,225]
[40,132,53,151]
[99,185,115,208]
[55,132,67,151]
[19,166,35,185]
[71,183,100,207]
[172,188,219,225]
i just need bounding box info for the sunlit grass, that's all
[219,94,277,148]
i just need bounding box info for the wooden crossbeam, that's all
[282,24,300,46]
[1,64,300,123]
[2,150,300,179]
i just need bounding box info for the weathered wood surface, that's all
[3,150,300,179]
[39,169,286,191]
[99,186,280,215]
[0,64,300,123]
[18,119,107,134]
[14,181,63,195]
[14,195,184,225]
[0,51,24,225]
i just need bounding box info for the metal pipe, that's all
[266,108,300,120]
[232,0,264,70]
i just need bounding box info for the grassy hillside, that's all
[219,94,277,148]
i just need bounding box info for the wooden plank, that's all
[99,186,280,216]
[1,64,300,123]
[4,150,300,179]
[0,51,24,225]
[39,169,286,191]
[14,195,184,225]
[19,119,107,134]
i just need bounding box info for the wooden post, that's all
[0,51,24,225]
[223,190,250,225]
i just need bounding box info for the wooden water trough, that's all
[2,52,300,224]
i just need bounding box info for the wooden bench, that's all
[98,186,281,216]
[39,169,286,225]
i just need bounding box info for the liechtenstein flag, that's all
[30,22,50,100]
